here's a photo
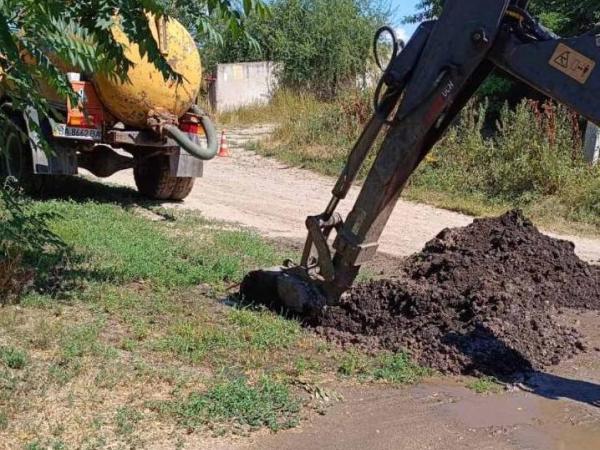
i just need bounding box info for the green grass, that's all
[372,353,430,385]
[158,307,302,367]
[158,376,301,433]
[0,346,27,370]
[35,200,282,288]
[115,407,143,435]
[466,376,503,394]
[60,322,106,360]
[24,441,66,450]
[338,351,428,385]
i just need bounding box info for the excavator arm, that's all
[241,0,600,313]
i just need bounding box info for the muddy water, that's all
[239,370,598,450]
[439,381,600,450]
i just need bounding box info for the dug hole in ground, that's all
[101,125,600,450]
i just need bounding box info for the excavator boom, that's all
[241,0,600,313]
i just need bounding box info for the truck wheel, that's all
[134,155,195,201]
[169,177,195,201]
[0,111,40,193]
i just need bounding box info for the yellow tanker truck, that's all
[0,16,218,200]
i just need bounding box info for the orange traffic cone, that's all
[218,129,231,157]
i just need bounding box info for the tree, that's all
[0,0,267,134]
[202,0,388,98]
[406,1,599,36]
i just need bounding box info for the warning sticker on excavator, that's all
[549,43,595,84]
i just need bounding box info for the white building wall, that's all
[214,61,279,112]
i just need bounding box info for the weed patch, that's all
[115,407,143,435]
[0,346,27,370]
[372,353,429,384]
[156,376,301,433]
[49,321,115,383]
[227,307,301,351]
[466,376,503,394]
[338,351,427,385]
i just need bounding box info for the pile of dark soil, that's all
[312,211,600,376]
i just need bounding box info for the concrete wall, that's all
[213,61,279,113]
[584,122,600,165]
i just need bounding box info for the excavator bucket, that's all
[240,267,327,315]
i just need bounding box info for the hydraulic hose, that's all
[164,105,219,160]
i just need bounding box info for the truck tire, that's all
[0,108,41,194]
[133,155,195,201]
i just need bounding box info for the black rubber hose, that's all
[372,26,406,118]
[373,26,405,72]
[164,105,219,160]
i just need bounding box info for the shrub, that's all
[413,99,600,225]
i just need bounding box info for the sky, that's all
[392,0,420,42]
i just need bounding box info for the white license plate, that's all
[52,124,101,141]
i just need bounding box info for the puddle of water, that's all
[516,424,600,450]
[442,392,541,428]
[554,425,600,450]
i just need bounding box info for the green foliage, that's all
[338,351,427,384]
[408,0,599,37]
[412,99,600,226]
[170,0,269,46]
[204,0,386,97]
[0,346,27,369]
[414,99,581,201]
[466,376,503,394]
[530,0,600,36]
[242,89,374,176]
[160,376,301,432]
[404,0,444,23]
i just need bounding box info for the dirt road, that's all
[105,125,600,262]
